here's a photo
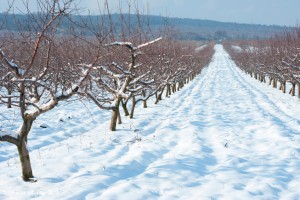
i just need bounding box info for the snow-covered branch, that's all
[0,48,24,77]
[136,37,163,50]
[105,41,134,50]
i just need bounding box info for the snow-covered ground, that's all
[1,45,300,200]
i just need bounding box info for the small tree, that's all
[85,37,162,131]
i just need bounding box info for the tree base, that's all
[23,177,37,183]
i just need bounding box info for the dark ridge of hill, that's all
[0,13,291,40]
[142,15,290,40]
[167,17,289,40]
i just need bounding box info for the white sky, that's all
[1,0,299,26]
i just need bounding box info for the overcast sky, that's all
[1,0,299,26]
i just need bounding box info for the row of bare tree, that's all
[224,28,300,98]
[0,0,214,182]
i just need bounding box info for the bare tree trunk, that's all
[254,73,258,80]
[142,90,147,108]
[121,99,129,116]
[155,86,165,104]
[117,109,122,124]
[172,84,176,93]
[143,100,147,108]
[272,78,277,88]
[110,99,121,131]
[280,81,286,93]
[260,75,265,83]
[290,83,296,96]
[7,85,12,108]
[167,84,171,96]
[165,84,171,98]
[18,116,35,181]
[261,75,263,82]
[17,138,34,182]
[129,96,135,119]
[160,86,165,100]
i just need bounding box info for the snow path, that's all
[0,44,300,199]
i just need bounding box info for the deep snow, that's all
[0,45,300,200]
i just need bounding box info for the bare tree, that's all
[0,0,95,182]
[85,37,162,131]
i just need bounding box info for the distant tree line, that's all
[0,12,292,41]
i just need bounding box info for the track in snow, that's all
[0,45,299,200]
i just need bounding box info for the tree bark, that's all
[272,78,277,88]
[121,99,129,116]
[165,84,171,98]
[269,77,272,85]
[280,81,286,93]
[167,84,171,96]
[142,90,147,108]
[155,86,164,104]
[7,85,12,108]
[117,109,122,124]
[110,99,121,131]
[129,96,136,119]
[172,84,176,93]
[18,115,35,181]
[291,83,296,96]
[17,138,34,182]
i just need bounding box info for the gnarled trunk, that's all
[17,138,33,181]
[18,115,35,181]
